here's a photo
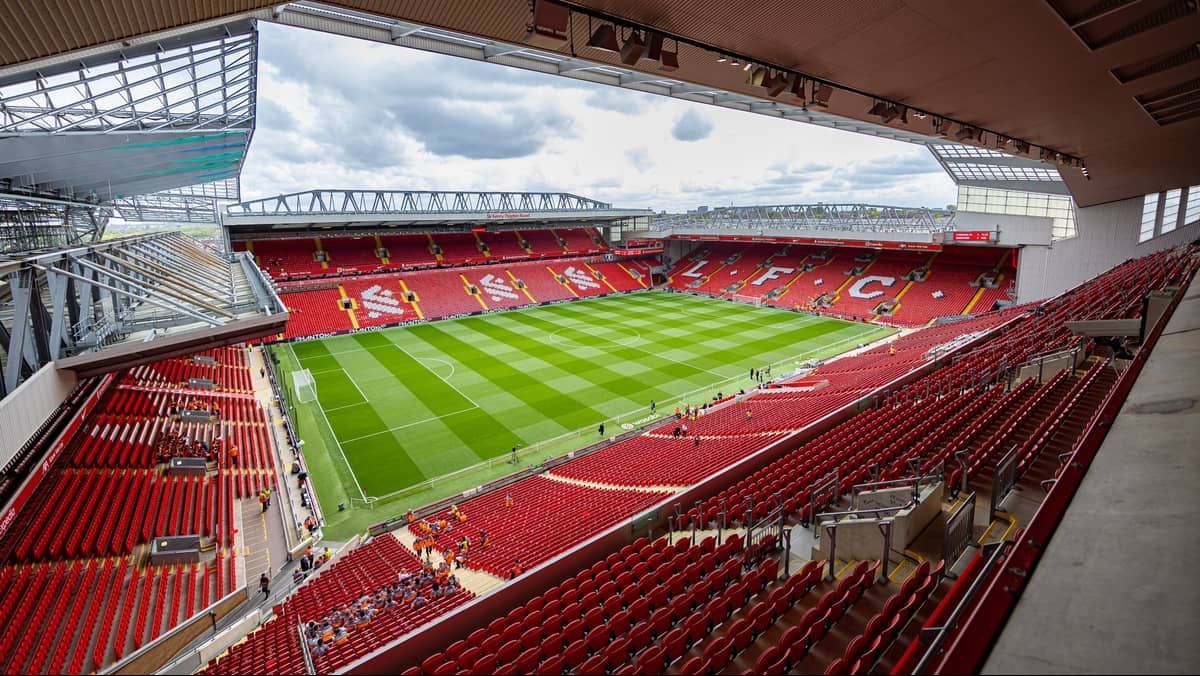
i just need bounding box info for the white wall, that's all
[1014,196,1199,303]
[0,364,77,464]
[953,211,1053,247]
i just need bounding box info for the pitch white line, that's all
[288,343,365,501]
[415,356,456,381]
[338,407,480,444]
[391,344,481,408]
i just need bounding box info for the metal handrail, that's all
[912,541,1010,674]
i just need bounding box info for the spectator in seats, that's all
[412,594,428,609]
[504,494,514,508]
[681,423,688,437]
[745,409,753,421]
[694,434,701,448]
[674,406,682,419]
[323,546,332,560]
[300,553,312,574]
[259,491,269,513]
[672,426,681,438]
[291,460,301,474]
[506,559,524,580]
[229,445,239,466]
[405,510,415,524]
[260,571,270,597]
[479,530,489,549]
[293,568,305,585]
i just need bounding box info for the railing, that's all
[911,540,1010,674]
[928,274,1193,673]
[942,492,977,568]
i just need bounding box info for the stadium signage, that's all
[952,230,995,242]
[485,213,532,220]
[671,234,940,252]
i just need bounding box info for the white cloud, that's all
[242,23,956,212]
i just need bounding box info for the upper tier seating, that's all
[248,238,326,278]
[379,234,439,267]
[431,233,484,264]
[478,231,529,259]
[557,227,608,253]
[246,229,611,283]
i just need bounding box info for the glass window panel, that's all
[1140,193,1159,242]
[1161,189,1181,234]
[1185,186,1200,226]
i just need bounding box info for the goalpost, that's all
[732,293,764,307]
[294,369,318,404]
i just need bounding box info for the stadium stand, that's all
[409,477,672,576]
[269,255,658,341]
[670,242,1021,327]
[321,236,385,271]
[240,228,611,284]
[0,348,279,675]
[201,535,473,676]
[193,242,1196,675]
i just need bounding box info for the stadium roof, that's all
[3,1,1197,208]
[0,20,256,206]
[221,189,653,231]
[0,231,287,395]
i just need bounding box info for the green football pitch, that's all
[273,291,893,539]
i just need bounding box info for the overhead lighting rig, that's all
[527,0,1082,168]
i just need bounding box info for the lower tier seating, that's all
[202,535,472,675]
[412,478,672,577]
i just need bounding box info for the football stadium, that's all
[0,2,1198,676]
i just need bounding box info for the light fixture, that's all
[746,66,767,86]
[658,39,679,71]
[730,56,740,67]
[523,0,571,49]
[767,72,790,97]
[717,54,728,63]
[645,32,664,61]
[789,74,806,99]
[619,29,646,64]
[955,125,980,142]
[811,81,833,107]
[743,61,754,71]
[586,21,619,52]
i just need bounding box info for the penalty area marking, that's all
[288,343,366,501]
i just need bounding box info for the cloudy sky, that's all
[242,23,956,212]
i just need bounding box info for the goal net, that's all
[294,369,318,404]
[733,293,763,307]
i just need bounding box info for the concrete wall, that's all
[0,364,76,465]
[1010,196,1199,303]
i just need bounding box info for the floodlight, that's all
[587,23,619,52]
